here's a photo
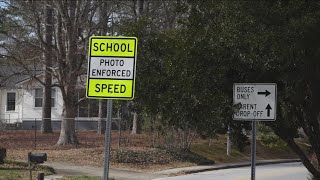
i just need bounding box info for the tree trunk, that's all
[56,70,79,145]
[131,112,138,134]
[133,0,144,21]
[97,100,105,134]
[56,0,79,145]
[99,0,107,35]
[41,1,53,133]
[138,0,144,15]
[57,100,78,145]
[97,0,107,135]
[286,138,320,178]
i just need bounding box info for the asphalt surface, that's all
[44,159,303,180]
[154,162,310,180]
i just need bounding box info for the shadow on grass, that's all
[171,150,215,165]
[0,167,26,171]
[1,160,55,174]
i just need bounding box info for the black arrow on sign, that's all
[258,90,271,97]
[266,104,272,117]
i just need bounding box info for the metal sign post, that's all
[233,83,277,180]
[251,121,256,180]
[86,36,138,180]
[103,100,113,180]
[227,126,231,156]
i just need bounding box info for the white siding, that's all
[1,75,92,124]
[17,78,63,121]
[20,88,63,120]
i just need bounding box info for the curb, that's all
[179,159,301,175]
[44,175,64,180]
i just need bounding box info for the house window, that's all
[34,88,56,107]
[7,92,16,111]
[35,88,43,107]
[51,88,56,107]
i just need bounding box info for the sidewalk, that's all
[43,161,167,180]
[44,159,301,180]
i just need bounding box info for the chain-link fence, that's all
[0,116,195,149]
[0,119,23,131]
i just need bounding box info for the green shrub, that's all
[258,124,288,150]
[231,131,250,152]
[259,134,288,149]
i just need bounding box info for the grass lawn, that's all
[191,135,297,164]
[0,160,54,180]
[0,169,25,180]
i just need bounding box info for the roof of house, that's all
[0,65,33,88]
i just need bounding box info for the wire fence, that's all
[0,119,7,131]
[0,115,198,152]
[0,117,123,130]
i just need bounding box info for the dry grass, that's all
[0,130,297,172]
[190,134,297,164]
[0,130,193,171]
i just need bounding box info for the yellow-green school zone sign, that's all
[86,36,138,100]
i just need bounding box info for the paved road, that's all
[154,162,310,180]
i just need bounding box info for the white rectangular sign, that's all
[89,57,134,79]
[233,83,277,121]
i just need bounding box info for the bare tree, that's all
[41,1,54,133]
[1,0,99,144]
[1,0,55,133]
[54,0,99,145]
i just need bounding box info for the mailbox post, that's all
[28,152,47,180]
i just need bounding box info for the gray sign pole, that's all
[103,99,113,180]
[251,121,256,180]
[227,126,231,156]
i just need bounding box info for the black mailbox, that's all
[29,153,47,164]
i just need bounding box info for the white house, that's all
[0,74,100,130]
